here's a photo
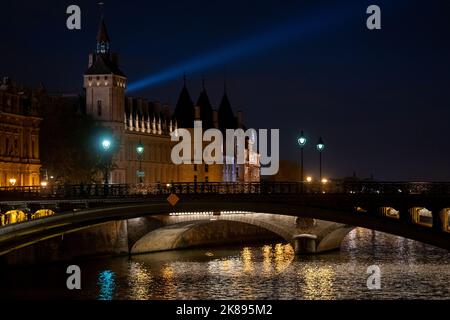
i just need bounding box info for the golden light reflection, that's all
[261,243,294,275]
[241,247,254,273]
[128,261,152,300]
[300,265,336,300]
[262,245,273,275]
[161,264,174,281]
[160,263,178,299]
[274,243,294,273]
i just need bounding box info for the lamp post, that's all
[316,137,325,181]
[297,131,307,183]
[136,141,144,184]
[101,138,111,185]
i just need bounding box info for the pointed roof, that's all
[218,92,236,130]
[96,18,110,43]
[85,16,125,77]
[196,84,214,129]
[85,54,125,76]
[173,84,195,128]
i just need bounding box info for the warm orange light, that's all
[321,178,328,184]
[9,178,16,186]
[306,176,312,183]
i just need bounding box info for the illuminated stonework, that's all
[0,77,41,186]
[83,17,260,184]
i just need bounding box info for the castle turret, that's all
[83,15,126,127]
[173,76,194,128]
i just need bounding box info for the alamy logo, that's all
[366,5,381,30]
[170,121,279,176]
[66,265,81,290]
[66,5,81,30]
[366,265,381,289]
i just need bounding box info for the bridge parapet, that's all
[1,181,450,201]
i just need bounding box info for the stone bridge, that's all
[0,181,449,264]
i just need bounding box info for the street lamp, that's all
[102,139,111,152]
[101,138,112,184]
[297,131,307,183]
[9,178,16,186]
[316,137,325,181]
[136,141,144,184]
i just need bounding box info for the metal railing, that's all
[1,181,450,200]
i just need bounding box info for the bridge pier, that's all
[293,234,318,254]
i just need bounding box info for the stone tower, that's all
[83,16,126,131]
[83,15,127,183]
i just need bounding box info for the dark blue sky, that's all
[1,0,450,180]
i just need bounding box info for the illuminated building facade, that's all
[0,77,41,186]
[84,18,259,184]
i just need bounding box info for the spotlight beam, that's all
[126,2,394,92]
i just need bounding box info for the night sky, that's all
[1,0,450,180]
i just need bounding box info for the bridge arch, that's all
[1,210,27,225]
[33,209,55,219]
[130,213,355,255]
[441,208,450,233]
[131,213,297,254]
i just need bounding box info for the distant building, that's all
[83,16,259,184]
[0,77,42,186]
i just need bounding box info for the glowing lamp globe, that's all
[316,137,325,152]
[102,139,111,151]
[298,131,307,147]
[136,143,144,155]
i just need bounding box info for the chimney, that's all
[111,53,119,66]
[88,54,95,68]
[194,105,201,120]
[213,110,219,128]
[237,110,243,128]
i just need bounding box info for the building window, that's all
[194,175,197,183]
[205,176,209,183]
[97,100,102,116]
[194,164,197,171]
[205,164,209,173]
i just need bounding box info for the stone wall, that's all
[1,220,129,265]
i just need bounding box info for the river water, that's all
[1,228,449,300]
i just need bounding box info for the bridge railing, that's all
[1,181,450,200]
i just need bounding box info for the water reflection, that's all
[128,262,151,300]
[241,247,254,273]
[3,228,450,300]
[299,265,336,300]
[97,270,116,300]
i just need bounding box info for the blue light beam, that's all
[126,4,362,93]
